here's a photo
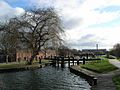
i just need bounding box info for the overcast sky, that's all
[1,0,120,50]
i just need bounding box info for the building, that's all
[82,49,107,55]
[0,50,16,63]
[16,49,56,61]
[0,49,56,63]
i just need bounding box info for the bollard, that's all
[93,77,97,85]
[83,57,86,65]
[61,57,65,68]
[77,60,79,65]
[68,57,70,67]
[51,55,52,60]
[57,57,59,67]
[72,57,74,65]
[39,57,41,64]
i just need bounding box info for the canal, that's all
[0,65,91,90]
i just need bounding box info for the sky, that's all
[1,0,120,50]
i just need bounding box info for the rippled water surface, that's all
[0,66,91,90]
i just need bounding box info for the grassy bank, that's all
[80,58,118,73]
[113,75,120,90]
[0,59,50,69]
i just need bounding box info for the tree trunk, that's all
[27,52,38,65]
[45,51,47,59]
[6,55,9,63]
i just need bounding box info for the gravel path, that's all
[109,59,120,68]
[91,59,120,90]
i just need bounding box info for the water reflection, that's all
[0,66,91,90]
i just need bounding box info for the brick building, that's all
[16,49,56,61]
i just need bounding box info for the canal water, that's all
[0,65,91,90]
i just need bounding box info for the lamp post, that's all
[96,44,98,57]
[96,44,98,50]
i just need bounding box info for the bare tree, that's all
[57,45,71,57]
[9,8,64,64]
[110,43,120,58]
[0,20,21,62]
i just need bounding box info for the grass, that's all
[118,59,120,61]
[102,55,116,59]
[0,59,51,69]
[113,75,120,90]
[80,58,118,73]
[0,62,26,69]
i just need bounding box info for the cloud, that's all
[29,0,84,28]
[78,34,105,47]
[1,0,120,50]
[95,5,120,13]
[79,34,95,41]
[0,0,25,21]
[30,0,120,27]
[63,18,82,29]
[29,0,54,8]
[68,34,107,49]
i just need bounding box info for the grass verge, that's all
[0,59,50,69]
[113,75,120,90]
[80,58,118,73]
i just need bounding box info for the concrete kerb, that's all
[69,65,98,86]
[70,64,120,90]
